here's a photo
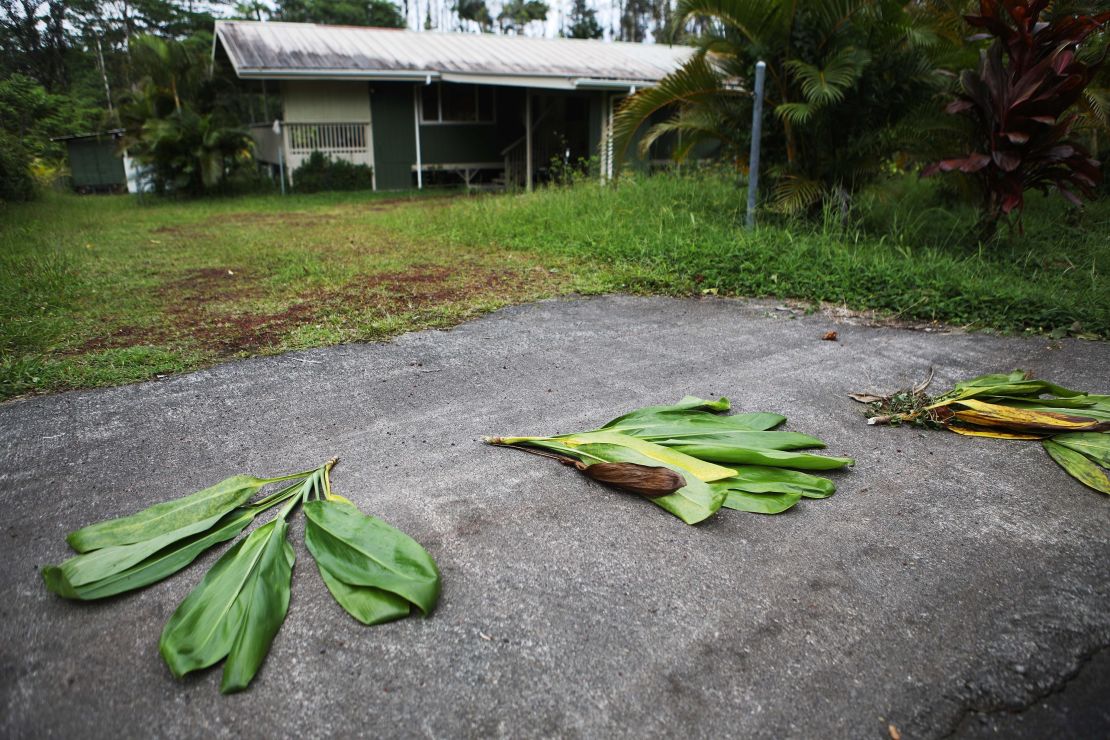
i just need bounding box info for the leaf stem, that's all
[483,436,541,445]
[263,467,322,484]
[247,481,305,513]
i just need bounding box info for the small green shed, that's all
[54,131,127,193]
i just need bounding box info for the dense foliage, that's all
[565,0,603,39]
[276,0,405,27]
[612,0,1109,235]
[925,0,1110,235]
[613,0,949,215]
[0,129,35,201]
[292,150,375,193]
[117,34,252,196]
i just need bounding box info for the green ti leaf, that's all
[44,478,308,601]
[317,567,411,626]
[601,395,785,436]
[658,441,853,470]
[159,517,295,694]
[44,508,257,600]
[1043,440,1110,495]
[66,474,273,553]
[631,430,826,450]
[716,488,802,514]
[709,466,838,515]
[45,511,228,595]
[721,466,837,499]
[1049,432,1110,467]
[304,499,440,617]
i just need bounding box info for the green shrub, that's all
[0,132,36,203]
[292,151,374,193]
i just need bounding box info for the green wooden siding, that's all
[370,82,418,190]
[67,138,126,188]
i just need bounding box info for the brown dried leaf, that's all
[848,393,886,404]
[577,462,686,498]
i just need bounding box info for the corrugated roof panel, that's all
[216,21,692,83]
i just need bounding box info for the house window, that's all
[420,83,495,124]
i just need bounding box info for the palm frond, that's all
[775,102,817,125]
[785,47,872,106]
[612,53,737,161]
[1079,87,1109,129]
[674,0,789,47]
[773,175,827,214]
[637,105,744,161]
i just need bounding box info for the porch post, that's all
[525,90,533,192]
[413,85,424,189]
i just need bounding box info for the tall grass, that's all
[382,171,1109,335]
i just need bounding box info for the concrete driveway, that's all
[1,295,1107,739]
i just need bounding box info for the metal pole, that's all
[525,91,533,192]
[413,85,424,189]
[274,120,286,196]
[746,60,766,229]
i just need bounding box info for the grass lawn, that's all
[2,173,1108,400]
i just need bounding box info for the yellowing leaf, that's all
[559,430,737,482]
[948,425,1045,440]
[951,398,1107,432]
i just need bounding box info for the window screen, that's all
[420,84,495,124]
[420,85,439,122]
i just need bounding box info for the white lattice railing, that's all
[284,122,373,173]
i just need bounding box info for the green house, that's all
[54,131,127,193]
[213,21,692,191]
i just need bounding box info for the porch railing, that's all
[250,122,373,180]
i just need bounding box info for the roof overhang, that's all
[214,21,688,92]
[231,67,646,93]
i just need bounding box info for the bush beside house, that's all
[292,151,374,193]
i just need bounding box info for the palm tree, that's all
[613,0,944,213]
[119,34,251,195]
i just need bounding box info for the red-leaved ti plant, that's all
[924,0,1110,237]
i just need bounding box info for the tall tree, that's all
[276,0,406,27]
[565,0,601,38]
[454,0,491,31]
[497,0,547,34]
[0,0,76,90]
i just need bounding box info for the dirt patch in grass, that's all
[77,261,565,357]
[340,263,535,305]
[70,323,176,354]
[189,301,321,353]
[148,197,455,240]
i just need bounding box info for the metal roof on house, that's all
[214,21,692,90]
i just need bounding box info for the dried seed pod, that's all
[576,461,686,498]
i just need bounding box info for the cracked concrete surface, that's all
[1,295,1107,739]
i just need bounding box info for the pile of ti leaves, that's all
[858,370,1109,494]
[43,458,439,693]
[486,396,854,523]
